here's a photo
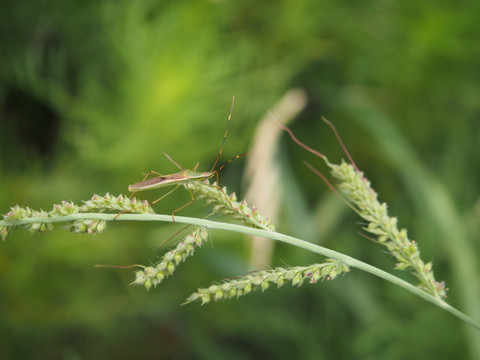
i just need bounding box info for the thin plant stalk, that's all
[1,212,479,331]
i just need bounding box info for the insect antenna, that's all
[210,96,235,172]
[217,152,248,172]
[214,152,248,187]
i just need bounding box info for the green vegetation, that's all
[1,0,480,359]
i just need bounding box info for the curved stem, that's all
[2,213,479,331]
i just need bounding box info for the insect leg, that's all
[114,185,180,220]
[151,184,180,205]
[170,186,196,222]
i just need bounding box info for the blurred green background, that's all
[1,0,480,359]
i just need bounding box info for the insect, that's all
[116,97,246,220]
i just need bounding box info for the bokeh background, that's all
[1,0,480,359]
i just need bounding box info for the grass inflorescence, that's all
[184,260,350,305]
[278,118,447,299]
[0,193,153,240]
[186,181,275,232]
[328,160,447,298]
[132,227,209,290]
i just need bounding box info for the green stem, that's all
[2,213,479,331]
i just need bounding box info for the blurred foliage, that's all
[1,0,480,359]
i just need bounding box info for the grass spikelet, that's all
[0,193,154,239]
[186,181,275,232]
[2,205,55,238]
[79,193,154,214]
[132,227,209,290]
[183,259,350,305]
